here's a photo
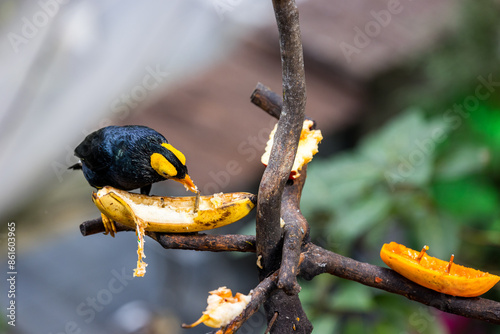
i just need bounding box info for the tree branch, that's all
[218,271,279,334]
[80,218,256,252]
[278,167,309,295]
[250,82,282,119]
[256,0,306,280]
[251,82,313,124]
[299,243,500,324]
[80,218,500,323]
[80,218,134,236]
[149,232,256,253]
[249,83,500,323]
[248,80,312,293]
[253,0,311,332]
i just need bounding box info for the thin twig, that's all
[220,271,279,334]
[264,312,279,334]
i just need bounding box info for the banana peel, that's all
[92,186,256,233]
[92,186,257,276]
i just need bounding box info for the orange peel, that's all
[380,242,500,297]
[261,119,322,179]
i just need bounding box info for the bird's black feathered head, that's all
[150,142,187,179]
[150,142,197,192]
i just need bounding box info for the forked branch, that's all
[255,0,307,278]
[80,217,500,325]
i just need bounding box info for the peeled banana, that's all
[92,186,257,234]
[91,186,257,277]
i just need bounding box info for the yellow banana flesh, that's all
[92,186,257,233]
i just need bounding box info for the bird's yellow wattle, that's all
[162,143,186,165]
[151,153,178,177]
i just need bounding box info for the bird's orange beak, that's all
[176,174,198,194]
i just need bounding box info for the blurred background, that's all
[1,0,500,333]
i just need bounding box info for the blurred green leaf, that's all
[469,105,500,151]
[329,281,374,312]
[359,109,449,188]
[372,294,447,334]
[298,279,322,307]
[373,322,402,334]
[332,191,392,249]
[344,318,368,334]
[406,308,447,334]
[432,177,499,221]
[302,153,380,212]
[412,213,460,259]
[434,144,489,180]
[311,316,339,334]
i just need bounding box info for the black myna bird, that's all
[70,125,198,196]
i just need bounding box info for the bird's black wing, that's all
[74,129,113,172]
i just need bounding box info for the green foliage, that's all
[302,105,500,332]
[301,1,500,331]
[302,109,460,257]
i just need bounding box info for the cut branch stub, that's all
[251,82,282,119]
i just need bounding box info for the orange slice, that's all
[380,242,500,297]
